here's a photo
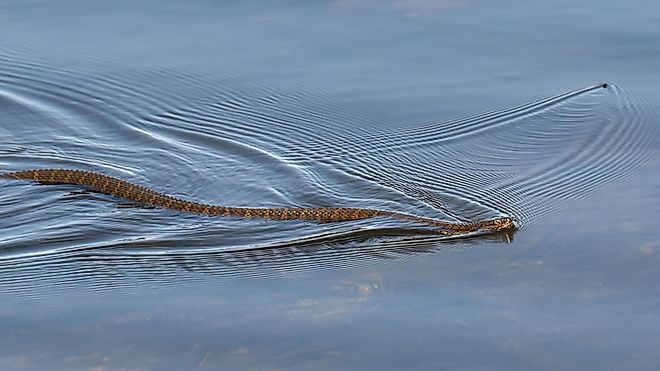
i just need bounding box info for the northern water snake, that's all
[1,169,515,235]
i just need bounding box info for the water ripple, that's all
[1,54,657,295]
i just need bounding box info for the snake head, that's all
[478,217,516,231]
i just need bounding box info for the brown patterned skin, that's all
[1,169,515,234]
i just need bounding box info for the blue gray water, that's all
[1,1,660,370]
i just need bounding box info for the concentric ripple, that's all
[139,81,658,227]
[1,50,658,294]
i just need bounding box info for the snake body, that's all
[1,169,515,234]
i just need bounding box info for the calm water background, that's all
[1,1,660,370]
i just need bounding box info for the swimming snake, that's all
[1,169,515,235]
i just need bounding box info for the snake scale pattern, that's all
[1,169,515,235]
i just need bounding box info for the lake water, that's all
[1,1,660,370]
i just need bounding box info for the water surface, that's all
[1,1,660,370]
